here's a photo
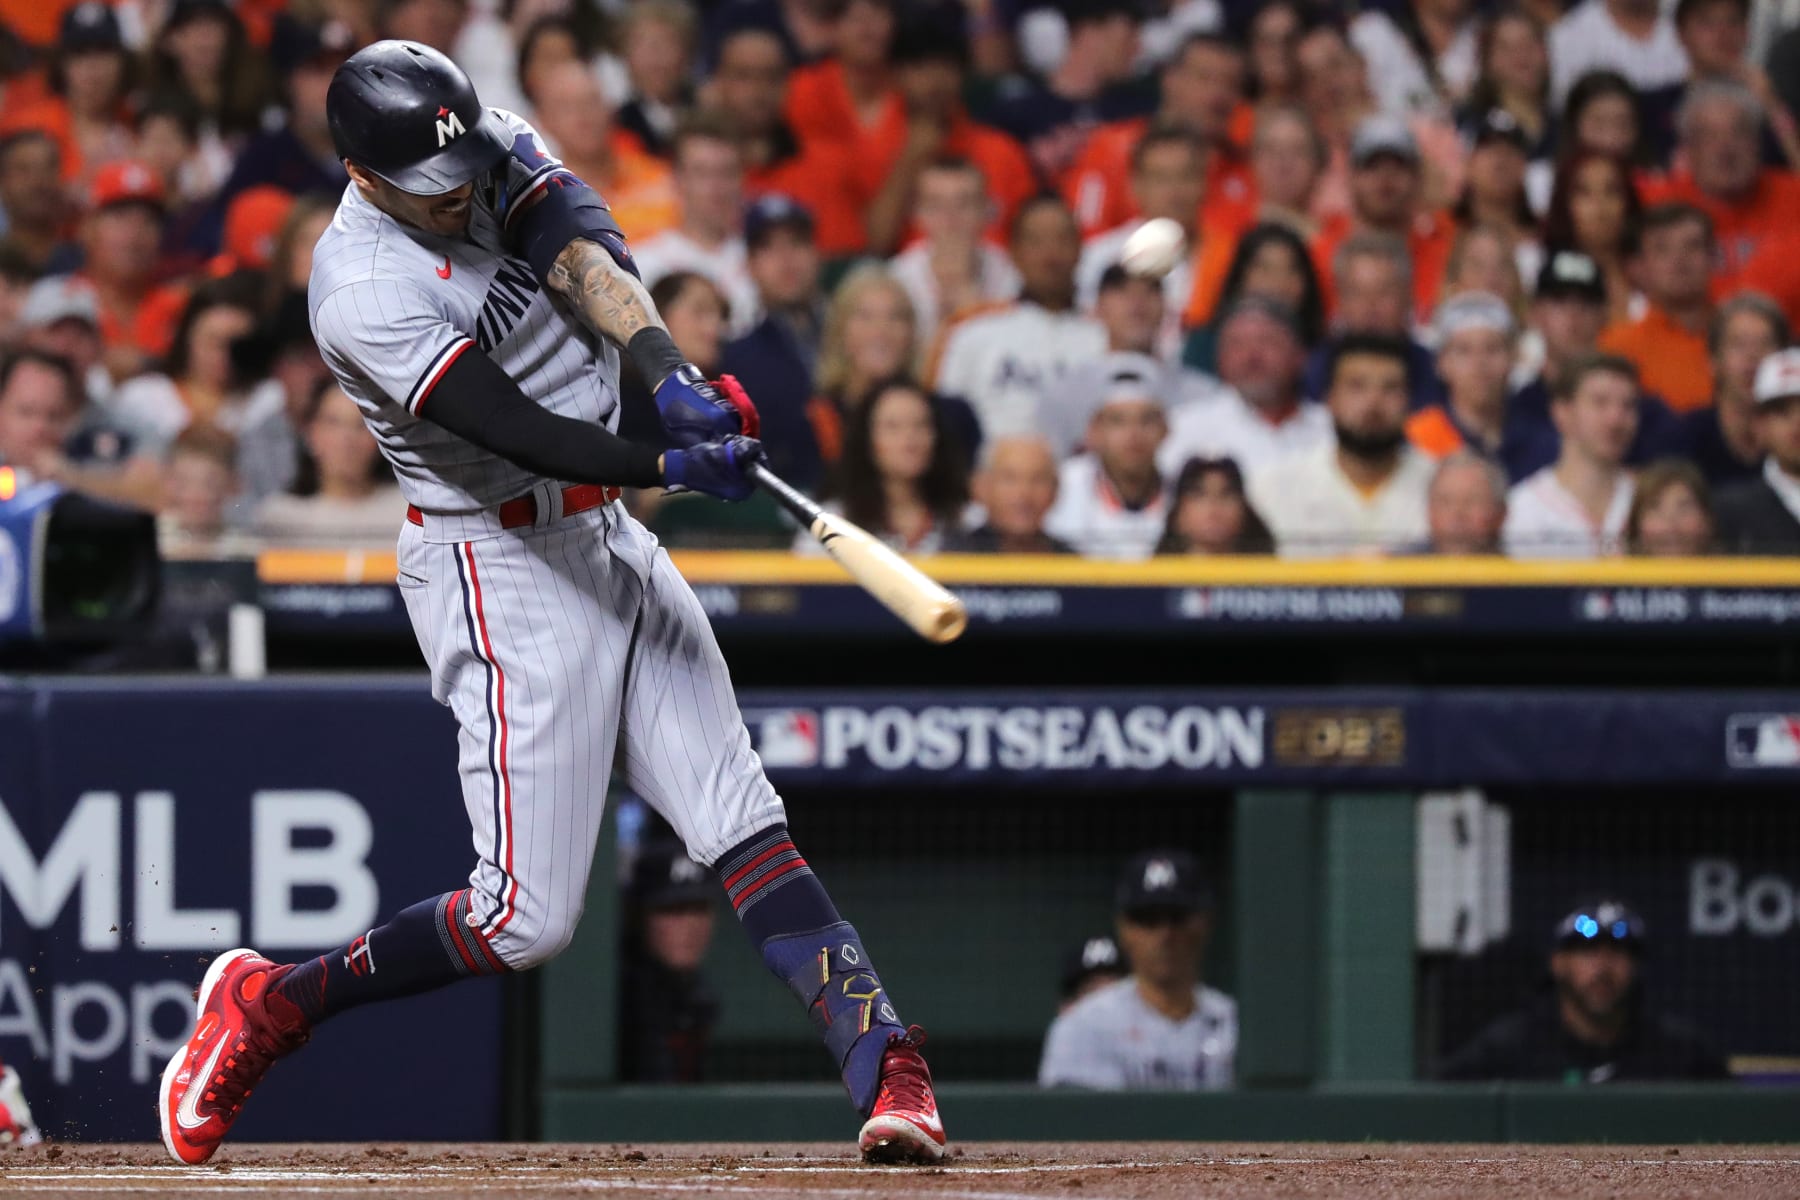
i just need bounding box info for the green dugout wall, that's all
[537,790,1799,1143]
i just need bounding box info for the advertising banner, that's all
[0,679,504,1143]
[738,689,1800,786]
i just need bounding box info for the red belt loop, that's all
[407,483,620,528]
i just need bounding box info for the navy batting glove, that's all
[655,365,762,447]
[662,435,766,501]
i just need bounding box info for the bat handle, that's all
[747,462,821,524]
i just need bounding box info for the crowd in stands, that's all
[2,0,1800,558]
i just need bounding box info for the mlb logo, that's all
[750,708,820,769]
[1726,714,1800,768]
[1580,591,1613,620]
[1174,589,1212,618]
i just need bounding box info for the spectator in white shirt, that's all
[1044,347,1183,459]
[1503,353,1640,558]
[1424,450,1507,554]
[630,116,759,333]
[1550,0,1690,107]
[1038,267,1198,455]
[1250,333,1436,556]
[1350,0,1480,119]
[1074,126,1206,357]
[888,157,1020,347]
[1045,361,1172,560]
[933,195,1107,439]
[1160,297,1331,478]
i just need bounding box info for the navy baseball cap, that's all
[1535,249,1607,305]
[1059,934,1127,999]
[1116,850,1211,915]
[632,844,715,910]
[1471,108,1528,154]
[1553,899,1646,954]
[273,17,359,74]
[744,194,815,249]
[61,1,124,52]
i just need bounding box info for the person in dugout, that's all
[618,842,723,1084]
[1437,898,1729,1083]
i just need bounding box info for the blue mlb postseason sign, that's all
[0,678,504,1142]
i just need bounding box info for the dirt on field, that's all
[0,1142,1794,1199]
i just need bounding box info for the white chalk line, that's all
[1,1177,1087,1200]
[12,1155,1800,1181]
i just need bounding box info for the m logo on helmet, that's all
[1144,859,1177,890]
[435,107,466,148]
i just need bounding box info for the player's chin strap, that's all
[762,922,907,1116]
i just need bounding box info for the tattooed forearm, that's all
[546,239,666,347]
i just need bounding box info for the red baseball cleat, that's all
[858,1026,948,1164]
[0,1063,41,1147]
[158,949,310,1165]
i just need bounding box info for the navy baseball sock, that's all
[270,888,506,1025]
[719,824,908,1115]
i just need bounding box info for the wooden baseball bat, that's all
[750,463,968,644]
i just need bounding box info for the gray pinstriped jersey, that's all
[308,108,621,514]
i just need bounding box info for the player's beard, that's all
[1334,421,1407,463]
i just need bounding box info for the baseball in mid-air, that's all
[1118,218,1186,280]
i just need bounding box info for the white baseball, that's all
[1118,218,1186,280]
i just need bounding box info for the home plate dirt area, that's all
[2,1142,1797,1199]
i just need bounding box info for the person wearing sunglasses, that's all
[1438,898,1728,1083]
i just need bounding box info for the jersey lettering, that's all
[475,258,540,352]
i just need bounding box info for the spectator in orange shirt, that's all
[0,3,136,189]
[1066,33,1250,237]
[0,132,69,274]
[1181,104,1329,332]
[711,27,867,256]
[783,0,898,145]
[1312,116,1454,324]
[857,9,1035,256]
[532,63,679,243]
[77,161,188,382]
[1597,203,1717,413]
[1740,229,1800,335]
[1644,82,1800,289]
[1671,0,1800,171]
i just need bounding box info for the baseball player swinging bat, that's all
[157,40,947,1170]
[749,464,967,644]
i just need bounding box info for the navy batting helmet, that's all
[327,40,512,194]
